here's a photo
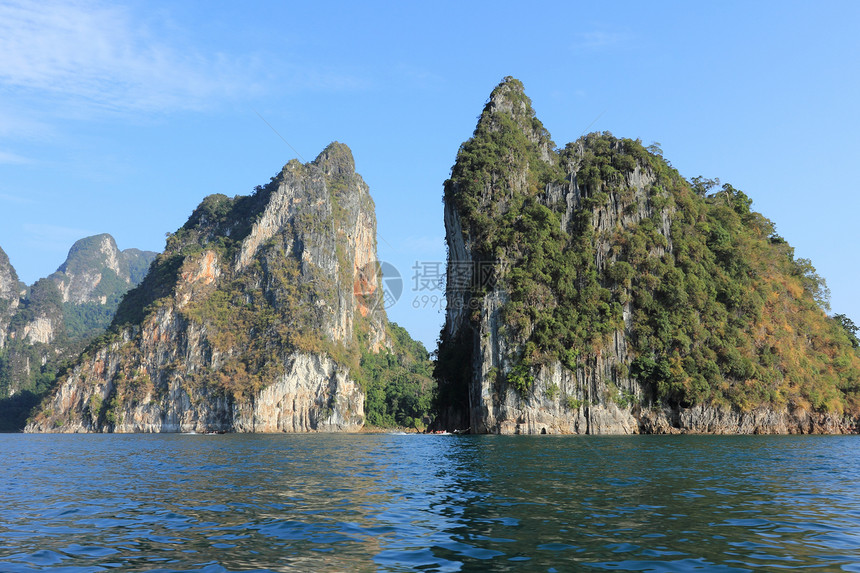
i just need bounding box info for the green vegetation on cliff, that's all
[0,238,156,430]
[438,76,860,418]
[0,278,64,404]
[83,143,434,429]
[357,323,434,429]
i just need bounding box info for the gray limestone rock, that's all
[27,143,388,433]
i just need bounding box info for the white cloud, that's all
[393,64,446,90]
[0,192,35,204]
[0,151,31,165]
[574,30,630,51]
[0,0,256,114]
[22,223,96,256]
[400,235,445,257]
[0,107,54,140]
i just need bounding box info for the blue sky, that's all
[1,0,858,349]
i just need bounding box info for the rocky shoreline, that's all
[467,402,858,435]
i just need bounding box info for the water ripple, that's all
[2,434,860,571]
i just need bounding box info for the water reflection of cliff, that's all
[417,435,860,571]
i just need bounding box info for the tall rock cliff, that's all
[435,77,860,434]
[26,143,393,433]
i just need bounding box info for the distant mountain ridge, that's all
[53,234,154,304]
[0,236,156,430]
[49,234,157,341]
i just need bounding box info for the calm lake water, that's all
[1,434,859,572]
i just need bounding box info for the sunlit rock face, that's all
[27,143,388,433]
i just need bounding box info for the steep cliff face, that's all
[27,143,389,433]
[0,236,155,348]
[0,247,20,349]
[436,77,860,434]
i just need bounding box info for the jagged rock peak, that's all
[485,76,531,117]
[58,234,121,275]
[475,76,556,163]
[312,141,356,180]
[50,234,157,305]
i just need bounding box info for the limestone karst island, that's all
[3,78,859,435]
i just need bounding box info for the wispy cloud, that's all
[401,235,445,256]
[0,151,31,165]
[0,0,257,114]
[0,192,35,205]
[22,223,96,257]
[392,64,446,90]
[574,30,631,52]
[0,107,54,140]
[291,64,373,92]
